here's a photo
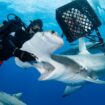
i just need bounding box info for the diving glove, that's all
[13,48,38,62]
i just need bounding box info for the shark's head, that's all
[22,31,64,57]
[15,31,64,69]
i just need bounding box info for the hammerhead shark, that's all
[15,31,105,96]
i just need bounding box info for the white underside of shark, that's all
[15,31,105,96]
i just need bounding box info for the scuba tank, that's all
[0,13,26,38]
[0,13,26,49]
[0,14,27,62]
[0,14,26,49]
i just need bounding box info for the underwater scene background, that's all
[0,0,105,105]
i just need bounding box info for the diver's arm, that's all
[6,37,38,62]
[13,48,38,62]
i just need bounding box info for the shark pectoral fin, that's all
[63,85,82,97]
[85,77,105,84]
[13,93,22,99]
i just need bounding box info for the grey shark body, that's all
[0,92,26,105]
[15,31,105,96]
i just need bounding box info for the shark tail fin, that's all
[85,76,105,84]
[79,38,90,54]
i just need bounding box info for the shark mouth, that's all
[37,61,55,80]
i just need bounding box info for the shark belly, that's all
[56,72,85,85]
[51,55,86,85]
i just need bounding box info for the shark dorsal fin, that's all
[13,93,22,99]
[79,38,90,55]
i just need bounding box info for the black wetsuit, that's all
[0,20,36,62]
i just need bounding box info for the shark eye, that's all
[51,30,55,34]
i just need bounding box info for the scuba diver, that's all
[0,14,43,64]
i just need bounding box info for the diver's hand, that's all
[20,51,38,62]
[13,48,38,62]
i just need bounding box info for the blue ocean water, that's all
[0,0,105,105]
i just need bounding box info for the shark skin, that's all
[0,92,26,105]
[15,31,105,96]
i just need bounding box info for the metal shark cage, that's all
[56,0,105,52]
